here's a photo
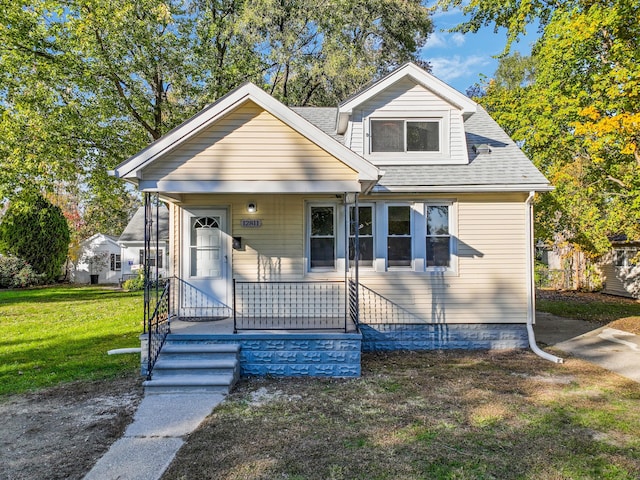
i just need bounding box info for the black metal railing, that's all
[357,283,423,325]
[146,280,171,379]
[233,280,348,332]
[348,279,359,327]
[173,277,232,321]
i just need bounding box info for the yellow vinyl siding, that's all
[169,193,530,324]
[358,194,528,324]
[142,102,357,182]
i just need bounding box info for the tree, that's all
[438,0,640,257]
[0,0,432,238]
[0,192,70,283]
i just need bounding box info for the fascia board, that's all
[114,85,257,179]
[115,82,380,182]
[372,184,554,193]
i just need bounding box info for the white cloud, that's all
[428,55,490,83]
[423,31,466,51]
[424,32,447,49]
[451,32,465,47]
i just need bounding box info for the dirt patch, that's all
[0,373,143,480]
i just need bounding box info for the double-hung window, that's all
[110,253,121,271]
[139,249,163,268]
[371,119,440,153]
[349,205,374,268]
[309,205,336,270]
[387,205,412,267]
[426,205,451,268]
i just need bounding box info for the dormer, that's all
[336,63,477,166]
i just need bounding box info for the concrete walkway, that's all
[534,312,640,383]
[84,393,224,480]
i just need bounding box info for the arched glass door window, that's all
[190,216,221,277]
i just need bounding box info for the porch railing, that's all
[233,280,349,332]
[357,283,423,325]
[173,276,232,320]
[146,280,171,379]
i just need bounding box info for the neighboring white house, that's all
[73,233,122,284]
[118,205,170,282]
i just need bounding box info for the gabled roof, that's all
[119,206,169,243]
[336,63,477,134]
[112,83,380,184]
[81,233,120,247]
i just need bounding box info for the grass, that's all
[536,290,640,323]
[536,290,640,334]
[163,351,640,480]
[0,285,142,396]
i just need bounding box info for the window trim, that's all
[370,119,441,153]
[110,253,121,272]
[365,111,450,163]
[424,202,456,273]
[139,248,164,269]
[349,204,375,269]
[307,203,339,272]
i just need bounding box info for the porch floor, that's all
[169,317,358,335]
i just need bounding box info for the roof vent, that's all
[473,144,491,154]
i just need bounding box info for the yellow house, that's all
[112,63,558,390]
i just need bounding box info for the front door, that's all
[181,208,230,318]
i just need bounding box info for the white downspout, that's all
[526,191,564,363]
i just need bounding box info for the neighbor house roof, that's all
[118,206,169,243]
[290,105,551,193]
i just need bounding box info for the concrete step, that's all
[153,359,238,378]
[159,343,240,360]
[143,374,235,395]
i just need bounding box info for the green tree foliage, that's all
[439,0,640,257]
[0,192,70,282]
[0,1,432,240]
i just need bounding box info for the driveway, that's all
[534,311,640,383]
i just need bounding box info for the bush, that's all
[0,256,45,288]
[0,192,70,283]
[122,271,145,291]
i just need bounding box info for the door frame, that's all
[181,206,231,306]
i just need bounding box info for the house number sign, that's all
[241,219,262,228]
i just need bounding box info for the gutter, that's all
[525,190,563,364]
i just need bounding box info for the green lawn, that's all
[0,285,143,396]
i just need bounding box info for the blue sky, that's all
[420,5,540,94]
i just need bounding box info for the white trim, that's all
[337,63,477,134]
[114,83,381,182]
[139,180,364,194]
[306,202,341,273]
[372,184,554,193]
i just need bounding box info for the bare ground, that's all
[0,373,143,480]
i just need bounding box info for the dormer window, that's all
[370,119,440,153]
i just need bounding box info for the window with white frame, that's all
[387,205,412,267]
[309,205,336,269]
[139,249,164,268]
[110,253,121,271]
[349,205,374,268]
[370,119,440,153]
[426,205,451,268]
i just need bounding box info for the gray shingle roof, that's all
[290,105,550,192]
[119,206,169,243]
[290,107,345,143]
